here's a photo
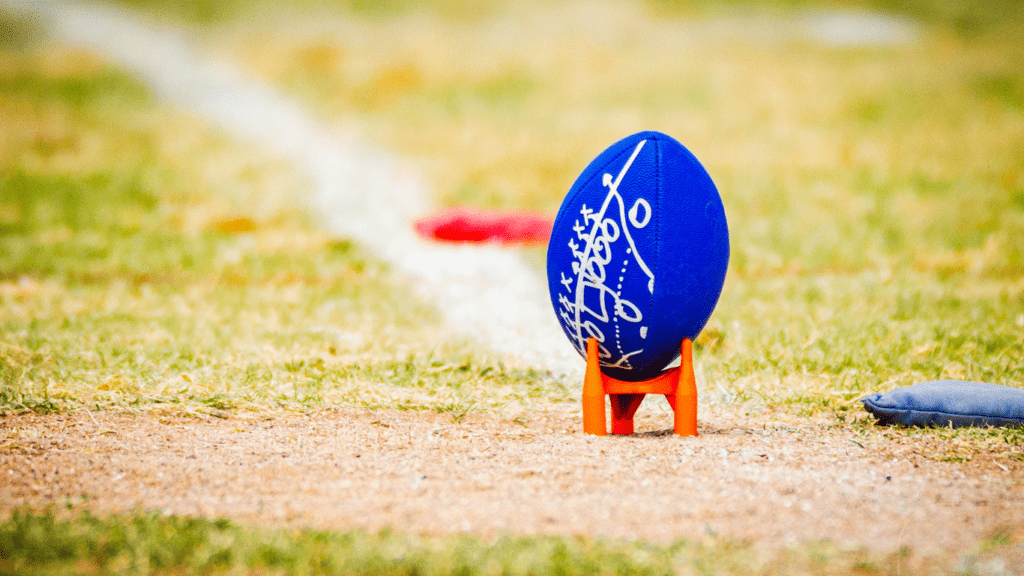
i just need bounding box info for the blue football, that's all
[546,131,729,381]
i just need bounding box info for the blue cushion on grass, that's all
[862,380,1024,428]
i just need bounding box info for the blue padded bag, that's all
[862,380,1024,428]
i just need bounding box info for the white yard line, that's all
[5,0,582,380]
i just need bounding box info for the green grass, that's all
[2,508,1005,576]
[0,43,564,417]
[215,0,1024,412]
[5,0,1023,418]
[702,273,1024,411]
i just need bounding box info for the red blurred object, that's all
[414,208,553,245]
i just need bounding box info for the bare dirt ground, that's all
[3,405,1023,557]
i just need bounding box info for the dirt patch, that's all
[2,406,1022,554]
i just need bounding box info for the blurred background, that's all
[96,0,1024,276]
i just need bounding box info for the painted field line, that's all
[5,0,582,381]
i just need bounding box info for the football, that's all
[546,131,729,381]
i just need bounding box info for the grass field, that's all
[171,0,1024,409]
[3,508,981,576]
[2,0,1024,573]
[15,507,1023,576]
[0,31,564,419]
[3,0,1020,416]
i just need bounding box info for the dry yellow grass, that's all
[5,1,1023,418]
[218,0,1024,414]
[224,0,1024,277]
[0,42,564,418]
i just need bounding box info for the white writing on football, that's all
[556,140,655,370]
